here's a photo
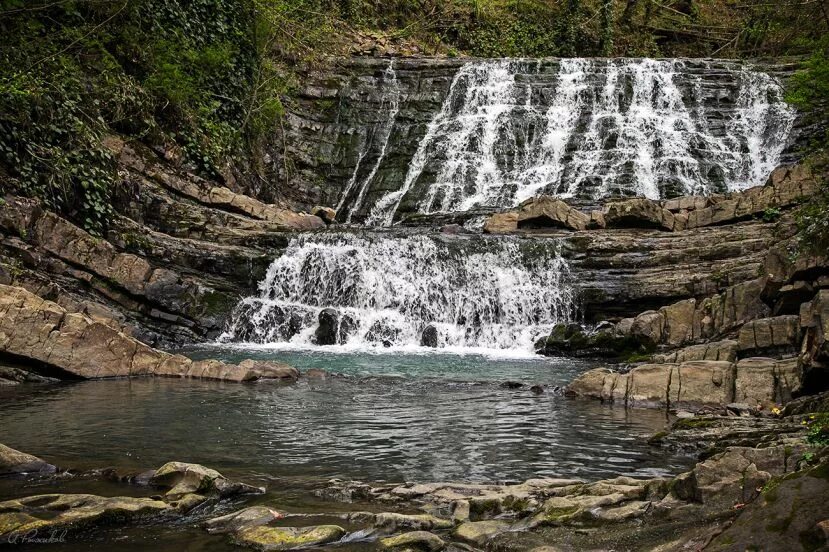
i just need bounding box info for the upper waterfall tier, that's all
[286,58,796,225]
[221,232,576,354]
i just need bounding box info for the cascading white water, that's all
[366,58,795,225]
[337,60,401,223]
[221,233,576,354]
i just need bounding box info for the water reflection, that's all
[0,361,691,484]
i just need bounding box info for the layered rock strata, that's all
[0,284,298,382]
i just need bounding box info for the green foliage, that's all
[805,414,829,446]
[0,0,288,231]
[784,36,829,254]
[761,207,781,222]
[787,35,829,146]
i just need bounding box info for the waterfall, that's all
[221,233,576,354]
[365,58,795,225]
[337,60,401,223]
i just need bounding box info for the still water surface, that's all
[0,350,693,550]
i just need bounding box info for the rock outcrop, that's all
[318,436,827,551]
[567,357,802,412]
[0,284,298,382]
[0,457,263,543]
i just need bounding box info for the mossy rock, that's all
[380,530,446,551]
[235,525,346,551]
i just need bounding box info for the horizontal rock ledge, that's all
[566,357,802,411]
[482,165,817,234]
[0,284,298,383]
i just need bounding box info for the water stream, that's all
[0,56,799,551]
[358,58,794,224]
[222,232,576,353]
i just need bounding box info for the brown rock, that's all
[0,443,57,476]
[482,212,519,234]
[737,315,800,354]
[516,196,590,231]
[734,357,801,405]
[312,206,337,224]
[0,284,298,383]
[602,198,676,231]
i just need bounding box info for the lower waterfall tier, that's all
[221,232,576,353]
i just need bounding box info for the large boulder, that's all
[737,315,801,355]
[537,323,644,358]
[148,461,264,500]
[515,196,590,231]
[602,198,678,231]
[314,308,356,345]
[734,357,801,406]
[705,458,829,551]
[568,361,735,410]
[0,443,57,476]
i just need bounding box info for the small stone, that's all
[421,325,438,348]
[311,206,336,224]
[454,520,510,545]
[204,506,285,534]
[304,368,329,379]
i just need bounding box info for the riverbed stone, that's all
[0,494,170,541]
[372,512,453,532]
[0,443,57,476]
[234,525,346,551]
[380,530,446,551]
[149,461,264,500]
[205,506,286,534]
[454,520,510,545]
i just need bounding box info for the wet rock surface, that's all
[0,284,299,382]
[0,456,264,544]
[0,443,56,476]
[1,380,828,552]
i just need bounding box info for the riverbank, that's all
[1,395,826,551]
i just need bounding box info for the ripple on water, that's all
[0,351,694,484]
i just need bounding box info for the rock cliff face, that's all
[0,137,326,347]
[280,58,809,219]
